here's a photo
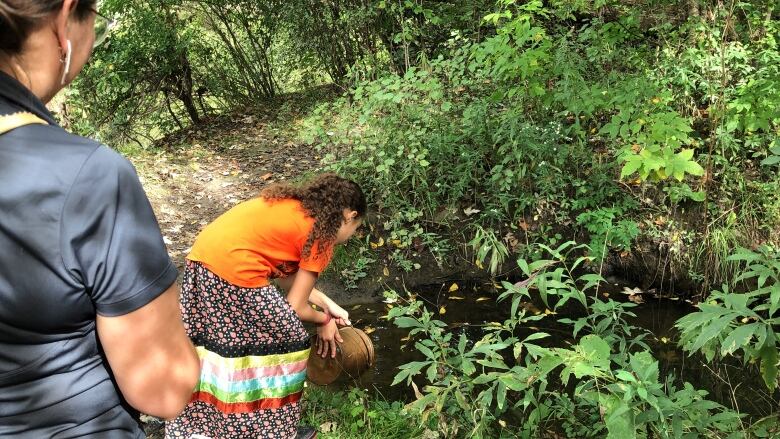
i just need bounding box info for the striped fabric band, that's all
[192,335,311,358]
[192,345,310,413]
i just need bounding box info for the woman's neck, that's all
[0,35,64,104]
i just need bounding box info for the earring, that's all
[60,40,72,85]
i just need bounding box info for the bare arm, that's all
[282,269,329,324]
[96,283,200,420]
[277,271,343,357]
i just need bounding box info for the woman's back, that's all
[0,73,177,438]
[188,197,333,288]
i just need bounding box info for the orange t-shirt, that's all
[187,198,333,288]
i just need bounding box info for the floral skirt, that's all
[165,261,310,439]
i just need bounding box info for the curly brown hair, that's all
[261,173,366,259]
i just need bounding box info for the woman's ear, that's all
[53,0,78,53]
[346,210,359,221]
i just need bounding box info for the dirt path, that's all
[133,112,323,272]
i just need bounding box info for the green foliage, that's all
[387,242,744,438]
[469,226,509,275]
[576,207,639,259]
[301,387,428,438]
[677,246,780,391]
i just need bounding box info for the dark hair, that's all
[0,0,95,55]
[261,173,367,259]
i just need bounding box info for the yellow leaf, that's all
[498,420,507,428]
[400,335,411,342]
[363,326,376,334]
[475,259,484,269]
[190,163,200,171]
[487,322,501,327]
[386,304,394,309]
[652,97,661,104]
[448,283,459,292]
[351,305,362,310]
[476,297,491,302]
[383,266,390,277]
[439,306,446,315]
[370,237,385,249]
[448,295,465,300]
[390,239,402,247]
[544,309,557,315]
[660,337,670,344]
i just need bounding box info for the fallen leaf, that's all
[544,309,557,315]
[475,259,484,269]
[260,172,273,180]
[370,237,385,249]
[319,421,337,433]
[476,297,491,302]
[463,207,481,216]
[518,218,529,231]
[448,283,459,292]
[351,305,362,310]
[622,287,643,296]
[439,306,446,315]
[448,295,465,300]
[363,326,376,334]
[383,266,390,277]
[411,381,424,400]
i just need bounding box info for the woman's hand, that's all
[316,319,343,358]
[324,301,351,327]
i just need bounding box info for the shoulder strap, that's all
[0,111,49,135]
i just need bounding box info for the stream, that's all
[312,281,777,418]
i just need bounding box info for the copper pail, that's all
[307,327,375,385]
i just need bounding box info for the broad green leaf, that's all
[720,323,758,356]
[759,345,779,390]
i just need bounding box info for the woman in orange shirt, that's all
[166,174,366,439]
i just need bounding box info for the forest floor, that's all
[131,111,322,272]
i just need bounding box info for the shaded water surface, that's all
[314,282,776,417]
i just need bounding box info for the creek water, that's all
[312,281,777,418]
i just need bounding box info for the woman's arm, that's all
[308,288,351,326]
[279,270,343,357]
[277,276,351,326]
[96,283,200,420]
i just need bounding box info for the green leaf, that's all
[580,335,611,364]
[394,317,420,328]
[690,315,734,352]
[759,344,779,391]
[602,395,636,439]
[720,323,758,356]
[621,155,643,179]
[761,155,780,166]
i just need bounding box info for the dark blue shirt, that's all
[0,72,178,437]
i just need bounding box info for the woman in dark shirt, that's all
[0,1,200,437]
